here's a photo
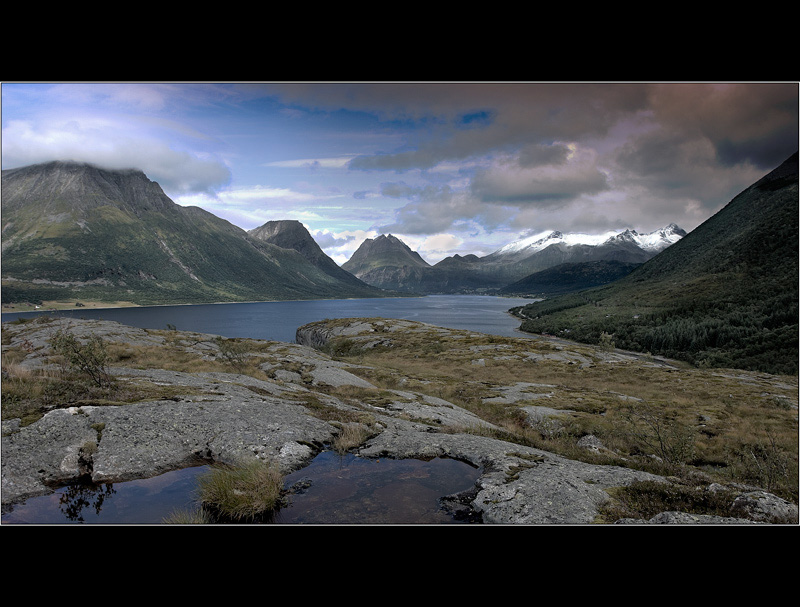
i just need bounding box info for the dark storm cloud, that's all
[517,143,572,168]
[266,82,797,177]
[276,82,796,239]
[645,82,798,169]
[264,82,655,172]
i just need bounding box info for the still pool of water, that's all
[275,452,480,525]
[1,466,207,525]
[1,453,481,525]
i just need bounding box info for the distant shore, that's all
[1,300,141,313]
[1,294,421,316]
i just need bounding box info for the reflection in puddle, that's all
[1,466,206,525]
[275,452,481,524]
[1,452,481,525]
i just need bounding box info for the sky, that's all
[2,81,797,264]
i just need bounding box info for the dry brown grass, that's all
[325,323,799,501]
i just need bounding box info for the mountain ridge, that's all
[342,223,686,294]
[1,161,388,307]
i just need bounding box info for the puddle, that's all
[1,466,206,525]
[275,452,481,524]
[1,453,481,525]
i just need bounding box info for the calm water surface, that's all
[1,294,536,343]
[2,453,480,525]
[1,295,529,524]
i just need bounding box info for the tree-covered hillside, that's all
[512,153,799,375]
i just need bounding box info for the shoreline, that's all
[1,293,422,316]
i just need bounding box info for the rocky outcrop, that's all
[3,316,796,524]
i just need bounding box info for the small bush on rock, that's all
[50,328,114,388]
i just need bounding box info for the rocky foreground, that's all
[2,316,797,524]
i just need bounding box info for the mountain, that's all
[1,161,387,307]
[513,152,799,375]
[342,225,685,294]
[476,223,686,282]
[248,220,370,289]
[340,234,434,292]
[498,260,642,297]
[342,234,430,275]
[486,224,683,262]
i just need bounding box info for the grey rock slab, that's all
[2,367,338,505]
[473,454,666,525]
[730,490,799,523]
[355,426,665,525]
[2,407,101,502]
[614,511,763,524]
[372,390,503,431]
[306,363,376,388]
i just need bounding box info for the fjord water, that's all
[1,294,536,343]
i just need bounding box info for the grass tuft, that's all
[197,459,285,522]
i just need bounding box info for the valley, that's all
[1,152,797,525]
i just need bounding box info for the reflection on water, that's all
[275,452,481,525]
[1,466,206,525]
[1,453,481,525]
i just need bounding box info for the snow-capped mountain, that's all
[491,224,686,261]
[341,224,686,295]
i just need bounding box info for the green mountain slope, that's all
[1,161,387,307]
[513,153,799,375]
[499,260,642,297]
[248,219,377,293]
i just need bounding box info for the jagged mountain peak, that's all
[493,224,685,260]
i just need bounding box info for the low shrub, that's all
[599,480,741,522]
[50,327,114,388]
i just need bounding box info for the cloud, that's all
[174,185,337,230]
[2,115,231,196]
[396,233,466,263]
[374,144,614,236]
[311,229,355,249]
[311,228,380,265]
[645,82,799,169]
[611,129,767,213]
[264,83,653,172]
[470,145,609,206]
[265,156,356,169]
